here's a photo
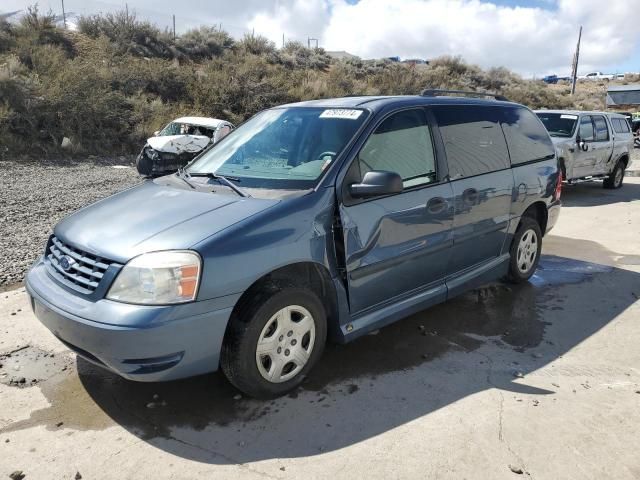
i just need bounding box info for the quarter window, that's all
[579,116,595,141]
[433,105,510,179]
[612,118,630,134]
[358,109,437,188]
[501,107,555,165]
[592,116,609,141]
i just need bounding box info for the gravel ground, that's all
[0,157,143,288]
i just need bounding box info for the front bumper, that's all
[136,147,199,177]
[26,257,238,382]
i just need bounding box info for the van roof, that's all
[280,95,518,112]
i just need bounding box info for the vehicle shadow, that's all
[9,237,637,465]
[560,179,640,207]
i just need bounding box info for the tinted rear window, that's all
[502,108,555,165]
[432,105,510,179]
[612,118,631,134]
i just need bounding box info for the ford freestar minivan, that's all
[26,91,562,398]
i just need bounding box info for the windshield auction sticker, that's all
[320,109,363,120]
[560,114,579,120]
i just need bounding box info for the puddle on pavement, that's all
[0,236,632,440]
[0,346,73,388]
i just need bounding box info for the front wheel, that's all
[221,287,327,399]
[603,161,624,189]
[506,217,542,283]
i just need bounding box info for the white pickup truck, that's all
[579,71,615,81]
[535,110,634,189]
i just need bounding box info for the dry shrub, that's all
[1,8,614,158]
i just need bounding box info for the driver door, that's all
[339,108,454,314]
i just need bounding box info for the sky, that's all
[2,0,639,77]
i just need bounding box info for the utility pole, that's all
[282,33,285,48]
[172,14,176,40]
[125,3,129,21]
[570,25,582,96]
[61,0,67,29]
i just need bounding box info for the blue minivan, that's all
[26,91,562,398]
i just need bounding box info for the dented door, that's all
[339,182,454,314]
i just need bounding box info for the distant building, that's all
[606,84,640,110]
[326,51,360,61]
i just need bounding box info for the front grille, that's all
[46,236,112,293]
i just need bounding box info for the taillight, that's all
[555,170,563,200]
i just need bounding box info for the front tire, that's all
[603,161,624,189]
[507,216,542,283]
[221,287,327,399]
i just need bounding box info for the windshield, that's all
[159,122,214,138]
[535,113,578,138]
[187,107,368,189]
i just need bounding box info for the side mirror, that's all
[153,130,160,137]
[579,140,589,151]
[350,170,403,198]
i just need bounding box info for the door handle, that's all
[462,188,479,204]
[426,197,447,214]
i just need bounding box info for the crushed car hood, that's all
[54,181,278,263]
[147,135,210,154]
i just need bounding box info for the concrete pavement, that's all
[1,178,640,480]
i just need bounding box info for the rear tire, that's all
[507,216,542,284]
[221,287,327,399]
[603,161,624,189]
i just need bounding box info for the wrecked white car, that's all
[136,117,234,176]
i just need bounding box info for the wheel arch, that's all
[224,261,340,344]
[518,201,548,238]
[618,154,629,169]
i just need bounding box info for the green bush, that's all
[177,26,233,59]
[77,11,174,59]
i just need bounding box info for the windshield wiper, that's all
[176,167,196,190]
[188,172,250,198]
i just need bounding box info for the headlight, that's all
[107,251,201,305]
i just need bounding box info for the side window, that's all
[579,116,595,141]
[358,109,437,188]
[433,105,509,179]
[611,118,621,133]
[214,124,233,143]
[613,118,630,133]
[593,116,609,141]
[501,107,555,165]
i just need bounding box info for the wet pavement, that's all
[1,179,640,479]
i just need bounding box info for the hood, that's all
[147,135,210,154]
[54,181,278,263]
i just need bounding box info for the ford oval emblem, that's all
[59,255,76,272]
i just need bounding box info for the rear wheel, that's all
[221,287,327,399]
[603,161,624,189]
[507,216,542,283]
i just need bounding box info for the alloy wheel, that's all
[614,166,623,187]
[516,228,538,274]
